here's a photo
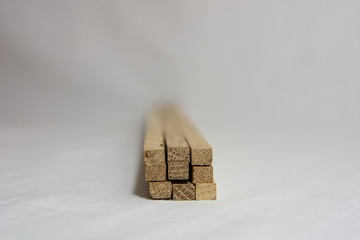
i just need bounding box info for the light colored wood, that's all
[192,165,213,183]
[149,181,172,199]
[143,108,166,166]
[168,161,189,180]
[190,147,212,165]
[172,182,195,201]
[174,108,213,165]
[165,107,190,163]
[145,165,166,181]
[165,107,190,180]
[196,180,216,200]
[143,106,216,200]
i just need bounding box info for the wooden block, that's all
[144,148,165,166]
[167,140,190,162]
[149,181,172,199]
[165,107,190,163]
[145,165,166,181]
[191,147,212,166]
[172,108,212,165]
[172,182,195,201]
[196,180,216,200]
[192,165,213,183]
[168,161,189,180]
[144,109,166,166]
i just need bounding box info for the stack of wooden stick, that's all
[143,106,216,200]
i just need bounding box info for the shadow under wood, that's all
[133,120,150,199]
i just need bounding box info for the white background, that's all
[1,1,360,239]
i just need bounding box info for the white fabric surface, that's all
[1,1,360,239]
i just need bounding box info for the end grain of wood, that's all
[173,182,195,201]
[145,165,166,181]
[196,180,216,200]
[149,181,172,199]
[191,147,212,166]
[168,161,189,180]
[192,165,213,183]
[167,142,190,162]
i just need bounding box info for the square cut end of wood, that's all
[145,165,166,181]
[172,182,195,201]
[168,161,189,180]
[144,148,165,166]
[191,147,212,165]
[149,181,172,199]
[196,180,216,200]
[192,165,213,183]
[167,145,190,162]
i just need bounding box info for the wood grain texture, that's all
[165,107,190,163]
[168,161,189,180]
[143,109,166,166]
[149,181,172,199]
[173,108,213,165]
[172,182,195,201]
[190,147,212,166]
[143,106,216,200]
[196,180,216,200]
[192,165,213,183]
[145,165,166,181]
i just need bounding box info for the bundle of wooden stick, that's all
[143,106,216,200]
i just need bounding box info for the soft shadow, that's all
[133,120,150,199]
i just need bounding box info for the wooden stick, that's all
[149,181,172,199]
[174,109,213,166]
[168,161,189,180]
[143,108,166,167]
[192,165,213,183]
[145,165,166,181]
[164,107,190,180]
[195,180,216,200]
[165,107,190,163]
[173,182,195,201]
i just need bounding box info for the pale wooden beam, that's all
[164,107,190,180]
[192,165,213,183]
[196,180,216,200]
[173,182,195,200]
[143,108,166,167]
[149,181,172,199]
